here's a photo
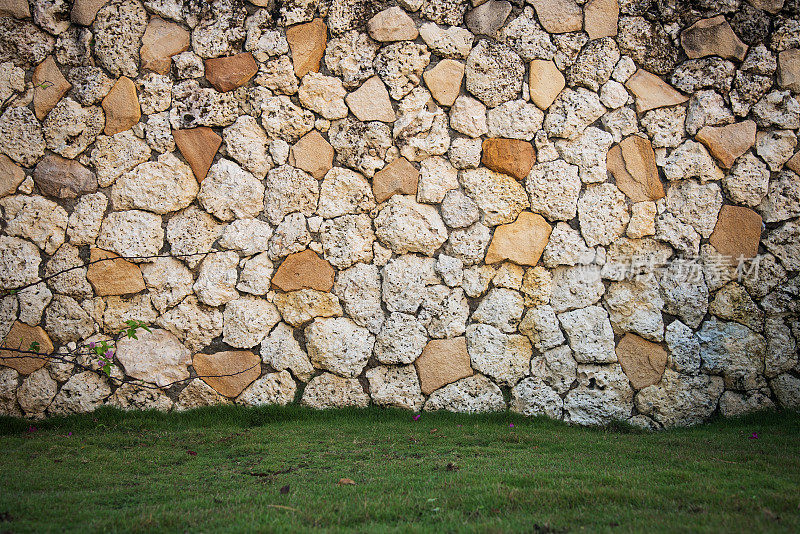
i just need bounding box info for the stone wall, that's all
[0,0,799,426]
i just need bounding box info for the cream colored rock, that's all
[301,373,370,409]
[289,130,334,179]
[115,328,191,388]
[260,322,314,382]
[461,167,529,226]
[375,195,448,256]
[529,0,582,34]
[367,6,418,42]
[49,372,111,415]
[423,59,464,107]
[423,374,505,413]
[111,153,197,214]
[298,72,348,120]
[485,212,551,266]
[274,289,342,327]
[0,195,68,255]
[366,365,425,411]
[174,379,228,411]
[237,371,297,406]
[223,298,281,349]
[625,69,688,113]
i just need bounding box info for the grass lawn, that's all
[0,407,798,533]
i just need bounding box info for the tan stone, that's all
[345,76,395,123]
[423,59,464,107]
[86,248,145,296]
[204,53,258,93]
[625,69,688,113]
[787,151,800,175]
[681,15,748,62]
[709,205,762,263]
[272,249,335,292]
[173,127,222,182]
[193,350,261,398]
[33,155,97,199]
[33,56,71,120]
[485,212,552,266]
[71,0,106,25]
[778,49,800,93]
[415,337,474,395]
[286,18,327,78]
[367,6,419,42]
[616,333,667,390]
[481,138,535,181]
[102,77,141,135]
[696,121,756,169]
[530,0,583,34]
[0,154,24,198]
[607,135,665,202]
[372,157,419,203]
[289,130,334,180]
[0,322,53,375]
[529,60,565,110]
[584,0,619,40]
[140,16,191,75]
[748,0,785,13]
[0,0,30,18]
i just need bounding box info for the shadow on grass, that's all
[1,403,797,436]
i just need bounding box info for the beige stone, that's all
[529,60,565,110]
[71,0,105,25]
[173,127,222,182]
[709,205,762,263]
[584,0,619,40]
[0,0,30,18]
[607,135,665,202]
[485,212,552,266]
[415,337,474,395]
[616,333,668,390]
[272,249,335,292]
[530,0,583,34]
[86,248,145,296]
[193,350,261,398]
[626,70,688,114]
[747,0,785,13]
[345,76,395,123]
[204,53,258,92]
[286,18,327,78]
[33,155,97,199]
[681,15,748,62]
[288,130,334,180]
[481,138,535,181]
[778,49,800,93]
[33,56,71,121]
[372,156,419,203]
[787,151,800,175]
[367,6,419,42]
[423,59,464,107]
[695,121,756,169]
[140,17,191,75]
[0,321,53,375]
[102,77,140,135]
[0,154,24,198]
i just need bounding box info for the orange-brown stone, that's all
[204,53,258,92]
[481,138,535,180]
[415,337,474,395]
[0,321,53,375]
[140,16,191,75]
[786,151,800,175]
[709,205,763,263]
[616,333,668,390]
[372,157,419,203]
[288,130,334,179]
[695,121,757,169]
[102,76,141,135]
[0,154,24,198]
[286,18,327,78]
[681,15,748,62]
[86,248,146,296]
[193,350,261,398]
[607,135,665,202]
[485,212,552,266]
[33,56,71,120]
[173,127,222,182]
[272,249,335,292]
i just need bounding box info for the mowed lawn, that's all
[0,407,798,533]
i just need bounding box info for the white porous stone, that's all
[17,368,58,416]
[223,297,281,349]
[298,72,348,120]
[466,323,531,387]
[543,88,605,140]
[96,209,163,259]
[550,265,605,313]
[664,320,701,375]
[301,373,370,409]
[219,218,273,257]
[419,23,473,59]
[461,167,529,226]
[446,222,491,265]
[519,305,565,352]
[92,0,148,77]
[115,328,191,388]
[542,222,594,268]
[66,192,106,246]
[0,236,41,291]
[193,251,239,307]
[423,374,506,413]
[0,195,68,255]
[324,31,380,88]
[558,306,617,363]
[375,195,448,256]
[166,206,223,268]
[366,365,425,411]
[237,371,297,407]
[464,39,524,108]
[260,322,314,382]
[222,115,271,178]
[555,127,614,184]
[317,167,375,219]
[759,171,800,223]
[563,364,634,426]
[511,377,563,419]
[577,183,630,247]
[392,87,450,162]
[17,285,52,326]
[91,131,152,188]
[267,213,310,260]
[174,379,228,411]
[755,130,797,172]
[449,95,487,138]
[498,8,555,62]
[237,253,274,296]
[263,164,319,225]
[665,179,722,238]
[333,262,384,334]
[374,41,431,100]
[42,98,104,159]
[526,160,581,222]
[198,159,265,222]
[140,257,194,313]
[0,106,46,167]
[486,100,544,141]
[698,318,767,391]
[305,317,375,378]
[319,214,375,269]
[49,371,111,415]
[441,190,480,229]
[436,254,463,287]
[328,118,393,177]
[374,312,428,365]
[472,288,524,333]
[635,368,724,427]
[157,296,223,353]
[604,275,665,342]
[273,289,343,327]
[447,137,482,169]
[381,254,439,313]
[111,153,197,214]
[419,285,469,339]
[417,156,459,204]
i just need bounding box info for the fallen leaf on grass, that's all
[187,450,197,456]
[280,485,290,494]
[338,478,356,486]
[446,463,459,471]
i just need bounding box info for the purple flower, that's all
[68,432,72,437]
[104,350,114,358]
[412,415,421,421]
[749,432,759,440]
[509,423,515,428]
[88,342,96,349]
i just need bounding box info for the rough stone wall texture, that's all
[0,0,799,427]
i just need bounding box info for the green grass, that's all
[0,407,798,533]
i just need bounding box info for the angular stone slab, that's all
[272,249,336,293]
[485,212,552,266]
[173,127,222,183]
[415,337,474,395]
